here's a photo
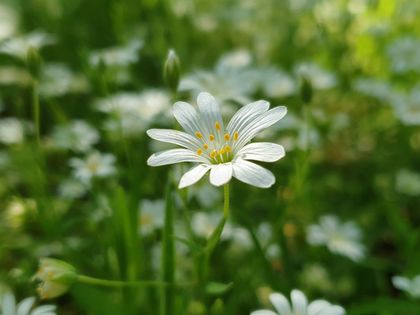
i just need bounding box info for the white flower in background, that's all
[0,30,55,58]
[96,89,170,136]
[58,178,87,200]
[387,36,420,73]
[216,49,253,71]
[147,92,287,188]
[257,67,296,98]
[392,275,420,298]
[395,169,420,196]
[188,183,221,208]
[0,118,25,144]
[391,86,420,126]
[191,212,232,240]
[0,4,18,40]
[300,264,333,293]
[70,151,116,184]
[353,77,394,102]
[89,39,143,67]
[251,289,345,315]
[307,215,365,262]
[138,199,165,235]
[0,290,56,315]
[50,120,99,152]
[295,63,337,90]
[39,63,89,97]
[0,66,31,86]
[230,226,253,251]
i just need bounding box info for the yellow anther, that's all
[224,145,231,153]
[209,134,215,141]
[218,148,225,155]
[195,131,203,139]
[203,143,209,150]
[215,121,221,131]
[224,133,230,141]
[233,132,239,141]
[210,150,217,158]
[197,149,203,155]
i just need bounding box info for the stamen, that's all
[218,148,225,155]
[224,133,230,141]
[215,121,221,131]
[224,145,231,153]
[195,131,203,139]
[203,143,209,150]
[197,149,203,155]
[210,150,217,158]
[209,134,215,141]
[233,132,239,141]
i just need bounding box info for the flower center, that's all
[194,120,239,164]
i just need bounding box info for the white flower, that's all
[0,30,55,58]
[0,66,31,86]
[387,36,420,73]
[251,289,345,315]
[391,85,420,126]
[70,151,116,184]
[0,4,18,41]
[39,63,89,97]
[138,199,165,236]
[257,67,296,98]
[0,118,25,144]
[89,39,143,67]
[307,215,365,262]
[147,92,287,188]
[392,275,420,298]
[395,169,420,196]
[0,290,56,315]
[191,211,232,240]
[50,120,99,152]
[295,63,337,90]
[58,179,87,200]
[353,77,394,102]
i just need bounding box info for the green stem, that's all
[32,80,40,146]
[223,183,230,219]
[78,275,168,288]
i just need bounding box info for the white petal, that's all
[2,292,16,315]
[322,305,346,315]
[197,92,224,134]
[179,164,210,188]
[17,297,36,315]
[31,305,57,315]
[209,163,233,186]
[291,289,307,315]
[227,100,270,135]
[147,128,201,150]
[232,158,275,188]
[172,101,202,135]
[147,149,208,166]
[250,311,278,315]
[234,106,287,150]
[237,142,285,162]
[392,276,410,290]
[308,300,331,315]
[269,293,292,315]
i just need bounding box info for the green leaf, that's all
[205,282,234,296]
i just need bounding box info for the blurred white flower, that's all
[295,63,337,90]
[216,49,253,71]
[392,275,420,298]
[58,178,87,200]
[0,66,31,86]
[50,120,99,152]
[307,215,365,262]
[96,89,170,136]
[395,169,420,196]
[391,85,420,126]
[0,30,55,58]
[257,67,296,98]
[89,39,143,67]
[0,118,25,144]
[0,291,56,315]
[39,63,89,97]
[230,226,253,251]
[70,151,116,184]
[138,199,165,236]
[0,4,18,40]
[353,78,394,102]
[300,264,333,293]
[387,36,420,73]
[191,212,232,240]
[188,183,221,208]
[251,289,345,315]
[147,92,287,188]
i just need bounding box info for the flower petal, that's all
[291,290,308,315]
[227,100,270,134]
[197,92,224,134]
[147,128,201,150]
[209,163,233,186]
[179,164,210,188]
[250,311,278,315]
[322,306,346,315]
[269,292,292,315]
[392,276,410,291]
[236,142,285,162]
[172,101,202,135]
[308,300,331,315]
[17,297,36,315]
[147,149,208,166]
[232,158,275,188]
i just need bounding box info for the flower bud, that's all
[33,258,77,299]
[163,49,181,93]
[300,75,313,104]
[27,47,42,80]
